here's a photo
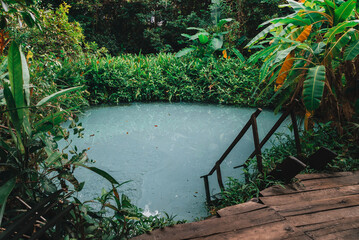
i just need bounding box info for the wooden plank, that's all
[315,229,359,240]
[260,182,306,197]
[303,216,359,240]
[286,205,359,228]
[216,201,266,217]
[261,171,359,197]
[298,173,359,191]
[272,194,359,217]
[297,216,359,232]
[296,171,354,181]
[260,184,359,206]
[198,221,309,240]
[132,207,284,240]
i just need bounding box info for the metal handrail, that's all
[200,108,263,203]
[201,100,301,204]
[234,100,301,169]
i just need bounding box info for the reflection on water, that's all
[67,103,292,221]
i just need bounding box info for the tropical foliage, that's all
[247,0,359,130]
[33,53,273,107]
[175,18,234,59]
[0,2,184,239]
[0,0,358,238]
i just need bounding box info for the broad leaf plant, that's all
[247,0,359,130]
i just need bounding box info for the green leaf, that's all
[198,34,209,44]
[287,0,308,12]
[324,0,336,9]
[324,21,359,43]
[36,86,83,107]
[247,44,279,65]
[0,178,16,227]
[20,48,30,106]
[246,22,284,48]
[232,48,246,63]
[344,39,359,60]
[175,48,195,58]
[1,1,8,12]
[303,65,326,111]
[8,42,25,122]
[211,37,223,50]
[287,0,317,24]
[273,45,298,64]
[325,28,354,58]
[312,42,326,55]
[189,32,209,41]
[20,12,35,28]
[34,110,68,132]
[3,83,21,131]
[40,177,57,193]
[324,0,335,18]
[74,163,120,186]
[187,27,205,31]
[217,18,232,28]
[259,13,296,28]
[181,33,192,39]
[334,0,356,25]
[259,55,276,82]
[45,151,62,166]
[272,15,311,27]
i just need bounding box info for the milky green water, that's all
[68,103,292,221]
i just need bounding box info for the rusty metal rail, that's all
[201,100,301,205]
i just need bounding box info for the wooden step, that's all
[303,216,359,240]
[271,194,359,217]
[216,201,265,217]
[260,184,359,206]
[296,171,354,181]
[286,205,359,228]
[132,207,283,240]
[199,220,310,240]
[260,171,359,197]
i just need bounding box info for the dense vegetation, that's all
[37,0,288,55]
[31,53,275,106]
[0,0,358,239]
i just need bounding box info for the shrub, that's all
[65,53,274,107]
[20,3,85,58]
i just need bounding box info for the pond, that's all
[68,103,292,221]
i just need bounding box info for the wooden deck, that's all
[133,171,359,239]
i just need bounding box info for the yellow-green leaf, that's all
[303,65,326,111]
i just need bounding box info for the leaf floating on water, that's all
[126,132,128,134]
[154,125,158,127]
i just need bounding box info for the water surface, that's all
[68,103,292,220]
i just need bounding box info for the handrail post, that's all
[251,114,263,175]
[216,164,225,191]
[202,175,211,205]
[234,101,298,169]
[290,110,302,156]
